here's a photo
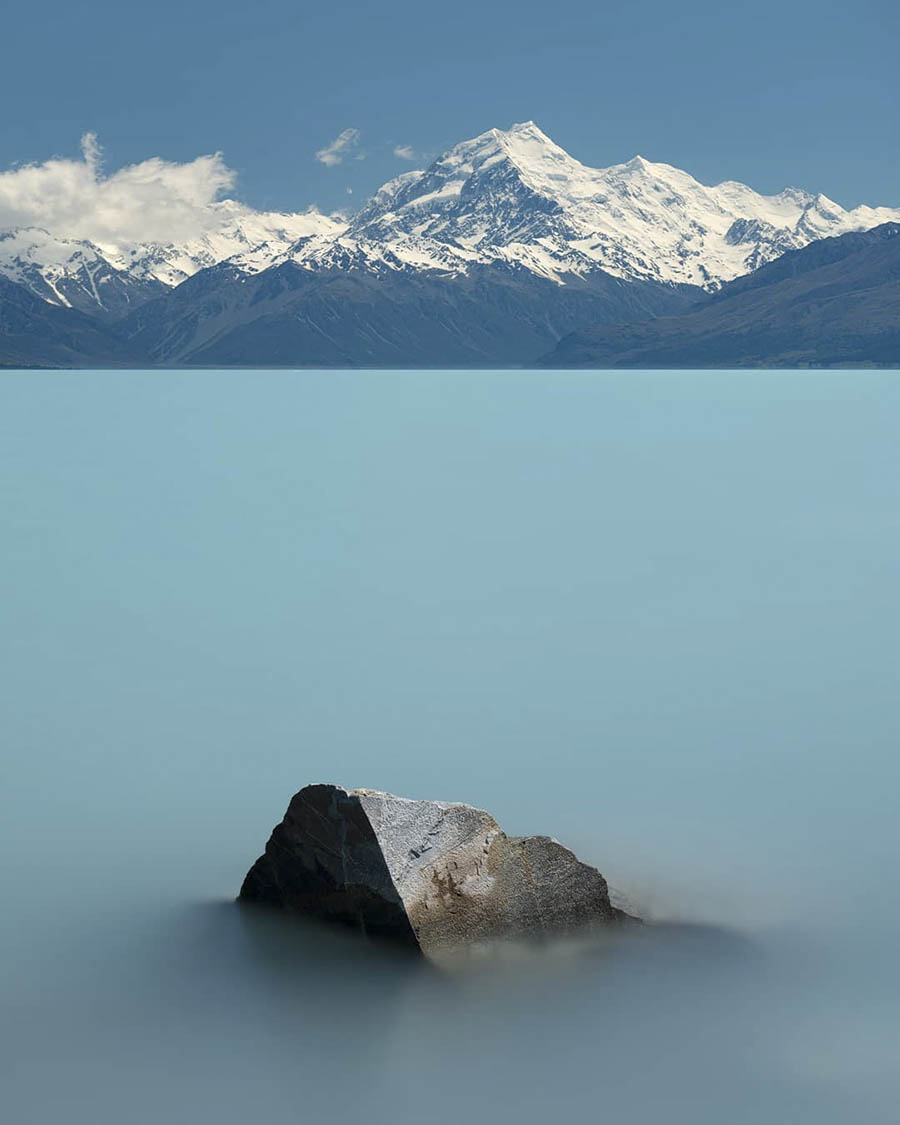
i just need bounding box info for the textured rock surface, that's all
[240,784,632,958]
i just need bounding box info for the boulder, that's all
[240,784,634,959]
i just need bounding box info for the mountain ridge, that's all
[2,122,899,367]
[4,122,899,318]
[541,222,900,368]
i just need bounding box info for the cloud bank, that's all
[315,128,361,166]
[393,145,417,161]
[0,133,239,249]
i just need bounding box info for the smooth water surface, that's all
[2,369,898,1122]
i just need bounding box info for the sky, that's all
[2,0,898,219]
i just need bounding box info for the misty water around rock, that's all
[2,368,898,1123]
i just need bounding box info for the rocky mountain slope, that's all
[0,275,146,367]
[542,223,900,368]
[120,257,694,367]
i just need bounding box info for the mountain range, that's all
[2,122,898,368]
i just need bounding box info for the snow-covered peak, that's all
[0,227,116,284]
[104,205,347,285]
[345,123,900,287]
[0,206,347,313]
[347,123,582,258]
[0,227,162,314]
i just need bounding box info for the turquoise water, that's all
[2,369,898,1122]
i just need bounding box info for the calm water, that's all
[2,369,898,1123]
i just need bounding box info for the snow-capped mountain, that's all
[544,221,900,368]
[103,203,345,286]
[0,228,165,318]
[4,121,900,367]
[0,207,345,317]
[4,121,897,318]
[332,122,900,288]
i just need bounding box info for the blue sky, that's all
[3,0,898,214]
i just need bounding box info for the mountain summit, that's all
[341,122,900,287]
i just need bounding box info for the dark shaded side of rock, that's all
[240,784,419,949]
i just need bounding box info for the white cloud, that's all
[315,128,361,167]
[393,145,416,161]
[0,133,238,249]
[80,131,103,175]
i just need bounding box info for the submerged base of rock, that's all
[240,784,634,959]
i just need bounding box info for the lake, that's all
[2,368,898,1122]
